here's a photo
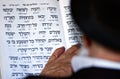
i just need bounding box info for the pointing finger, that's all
[48,47,65,63]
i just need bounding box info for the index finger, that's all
[48,47,65,63]
[66,44,81,55]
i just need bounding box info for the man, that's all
[25,0,120,79]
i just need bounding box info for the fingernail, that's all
[56,47,65,56]
[73,43,81,47]
[58,46,65,51]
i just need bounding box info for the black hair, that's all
[71,0,120,52]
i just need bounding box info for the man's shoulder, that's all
[72,67,120,79]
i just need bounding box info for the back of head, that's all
[71,0,120,52]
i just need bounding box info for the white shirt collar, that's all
[71,47,120,72]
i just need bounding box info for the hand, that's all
[40,44,80,77]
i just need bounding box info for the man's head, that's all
[71,0,120,52]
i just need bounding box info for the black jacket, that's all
[25,67,120,79]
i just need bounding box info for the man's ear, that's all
[82,35,92,48]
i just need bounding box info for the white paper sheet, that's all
[0,0,82,79]
[0,0,65,79]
